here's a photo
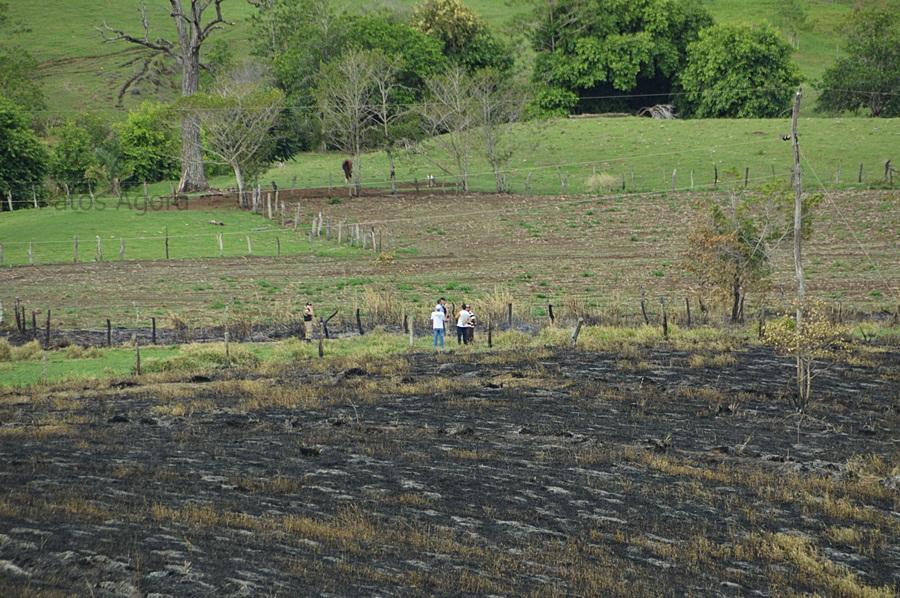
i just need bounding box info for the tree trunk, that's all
[233,163,245,209]
[175,16,208,193]
[731,279,742,324]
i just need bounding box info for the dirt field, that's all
[2,190,897,331]
[1,344,897,596]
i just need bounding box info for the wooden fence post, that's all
[0,243,4,266]
[294,206,300,231]
[73,236,78,263]
[224,330,230,361]
[164,226,169,260]
[671,169,677,193]
[266,192,272,219]
[337,222,343,245]
[276,237,281,257]
[409,314,414,346]
[507,303,513,329]
[217,233,224,257]
[356,308,364,336]
[44,310,51,348]
[660,298,668,339]
[858,163,864,184]
[133,335,141,376]
[685,297,692,328]
[548,304,555,326]
[571,318,584,347]
[744,167,749,188]
[246,235,253,256]
[96,236,103,262]
[106,319,112,347]
[714,165,719,189]
[28,241,33,265]
[151,317,157,344]
[640,289,650,326]
[119,239,125,261]
[31,310,37,332]
[487,320,493,348]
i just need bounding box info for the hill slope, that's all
[5,0,854,121]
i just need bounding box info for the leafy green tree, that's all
[528,0,712,116]
[49,122,98,192]
[677,24,801,118]
[411,0,513,73]
[116,102,179,185]
[0,95,47,208]
[817,4,900,117]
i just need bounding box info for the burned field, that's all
[1,344,898,596]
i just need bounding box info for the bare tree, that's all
[470,69,526,193]
[370,53,405,194]
[418,66,476,192]
[189,63,283,208]
[316,49,379,196]
[99,1,230,193]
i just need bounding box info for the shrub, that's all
[0,338,11,362]
[64,345,104,360]
[586,173,619,194]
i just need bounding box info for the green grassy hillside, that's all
[5,0,853,120]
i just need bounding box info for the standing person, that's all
[431,305,446,351]
[456,304,471,345]
[303,303,314,343]
[466,305,476,344]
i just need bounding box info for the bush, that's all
[12,340,42,361]
[678,24,801,118]
[116,101,179,185]
[0,338,11,362]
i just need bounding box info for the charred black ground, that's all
[1,344,898,596]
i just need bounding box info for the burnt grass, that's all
[1,344,898,596]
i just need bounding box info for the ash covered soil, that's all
[1,345,898,596]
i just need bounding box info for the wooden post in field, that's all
[317,212,323,237]
[757,309,765,340]
[507,303,513,329]
[714,165,719,189]
[318,325,324,358]
[276,237,281,257]
[266,192,273,219]
[280,202,286,226]
[151,317,157,344]
[106,319,112,347]
[548,303,555,326]
[858,163,864,184]
[671,169,677,193]
[28,242,33,265]
[0,243,4,266]
[571,318,584,347]
[640,289,650,325]
[119,239,125,261]
[44,310,51,348]
[790,89,807,404]
[133,335,141,376]
[0,300,4,327]
[73,236,78,263]
[690,170,694,190]
[337,222,343,245]
[224,330,230,361]
[685,297,692,328]
[217,233,224,257]
[356,308,364,336]
[246,235,253,256]
[409,314,414,346]
[371,228,377,253]
[487,320,493,348]
[744,167,749,188]
[96,236,102,262]
[660,298,668,339]
[31,310,36,332]
[5,190,12,212]
[164,226,170,260]
[293,206,300,231]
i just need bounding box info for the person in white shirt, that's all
[456,304,471,345]
[431,307,446,350]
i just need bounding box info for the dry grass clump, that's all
[586,172,620,193]
[64,345,104,359]
[478,286,514,326]
[0,338,11,362]
[11,340,42,361]
[144,343,260,373]
[362,287,404,327]
[687,352,736,368]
